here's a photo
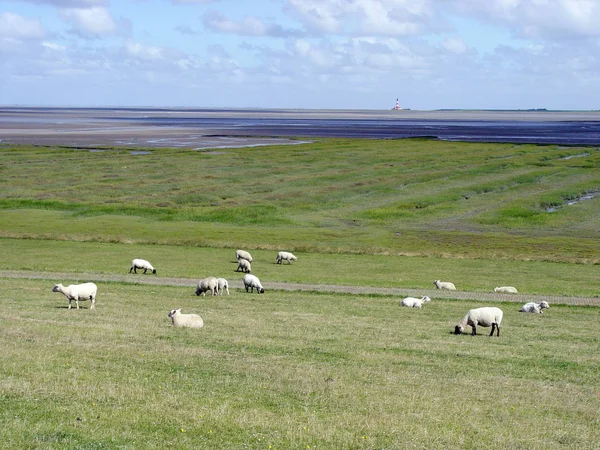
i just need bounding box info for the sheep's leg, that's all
[68,299,72,309]
[471,325,476,336]
[75,299,79,310]
[143,268,147,274]
[129,267,134,273]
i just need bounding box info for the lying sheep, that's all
[195,276,218,296]
[236,259,252,273]
[494,286,518,294]
[243,274,264,294]
[52,282,97,310]
[168,309,204,328]
[276,251,297,264]
[434,280,456,290]
[235,250,253,263]
[401,296,431,308]
[520,301,550,314]
[455,307,503,336]
[217,278,230,296]
[129,258,156,275]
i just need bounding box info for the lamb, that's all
[195,276,218,296]
[454,307,503,336]
[168,309,204,328]
[494,286,518,294]
[129,258,156,275]
[235,250,253,263]
[217,278,230,296]
[276,251,297,264]
[52,282,97,310]
[400,296,431,308]
[243,274,265,294]
[520,301,550,314]
[434,280,456,290]
[236,259,252,273]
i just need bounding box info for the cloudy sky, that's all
[1,0,599,110]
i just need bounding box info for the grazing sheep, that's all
[401,296,431,308]
[494,286,518,294]
[434,280,456,290]
[52,282,97,310]
[455,307,503,336]
[195,277,218,296]
[168,309,204,328]
[520,301,550,314]
[236,259,252,273]
[243,274,264,294]
[276,251,297,264]
[217,278,230,296]
[129,258,156,275]
[235,250,253,263]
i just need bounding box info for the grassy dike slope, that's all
[1,139,599,449]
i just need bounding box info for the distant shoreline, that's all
[1,107,599,147]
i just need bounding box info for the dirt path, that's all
[1,270,598,306]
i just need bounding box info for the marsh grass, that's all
[1,278,599,449]
[1,140,599,262]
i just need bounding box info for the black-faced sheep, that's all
[520,301,550,313]
[243,274,264,294]
[195,277,218,296]
[236,259,251,273]
[276,251,297,264]
[52,282,97,310]
[455,306,503,336]
[235,250,253,263]
[168,309,204,328]
[129,258,156,275]
[434,280,456,290]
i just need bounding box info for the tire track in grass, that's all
[0,269,598,306]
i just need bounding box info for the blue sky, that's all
[1,0,599,110]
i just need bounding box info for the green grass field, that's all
[1,139,599,448]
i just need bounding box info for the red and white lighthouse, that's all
[393,98,401,110]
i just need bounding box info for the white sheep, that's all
[520,301,550,314]
[455,307,503,336]
[434,280,456,290]
[236,259,252,273]
[400,296,431,308]
[168,309,204,328]
[195,276,218,296]
[243,274,264,294]
[235,250,253,263]
[276,251,297,264]
[217,278,230,296]
[129,258,156,275]
[494,286,518,294]
[52,282,97,310]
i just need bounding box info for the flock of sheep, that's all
[51,252,550,335]
[401,279,550,336]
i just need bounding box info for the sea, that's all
[1,107,599,147]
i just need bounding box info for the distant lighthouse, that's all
[392,98,402,110]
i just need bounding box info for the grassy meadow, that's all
[1,138,599,448]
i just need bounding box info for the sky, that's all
[1,0,599,110]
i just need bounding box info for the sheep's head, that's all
[152,269,157,274]
[454,325,464,335]
[52,284,61,292]
[423,296,431,302]
[168,309,181,318]
[540,301,550,309]
[258,288,265,294]
[195,287,201,296]
[494,287,499,292]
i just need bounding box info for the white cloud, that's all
[202,10,304,37]
[0,12,47,40]
[124,40,166,61]
[447,0,600,39]
[59,6,120,37]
